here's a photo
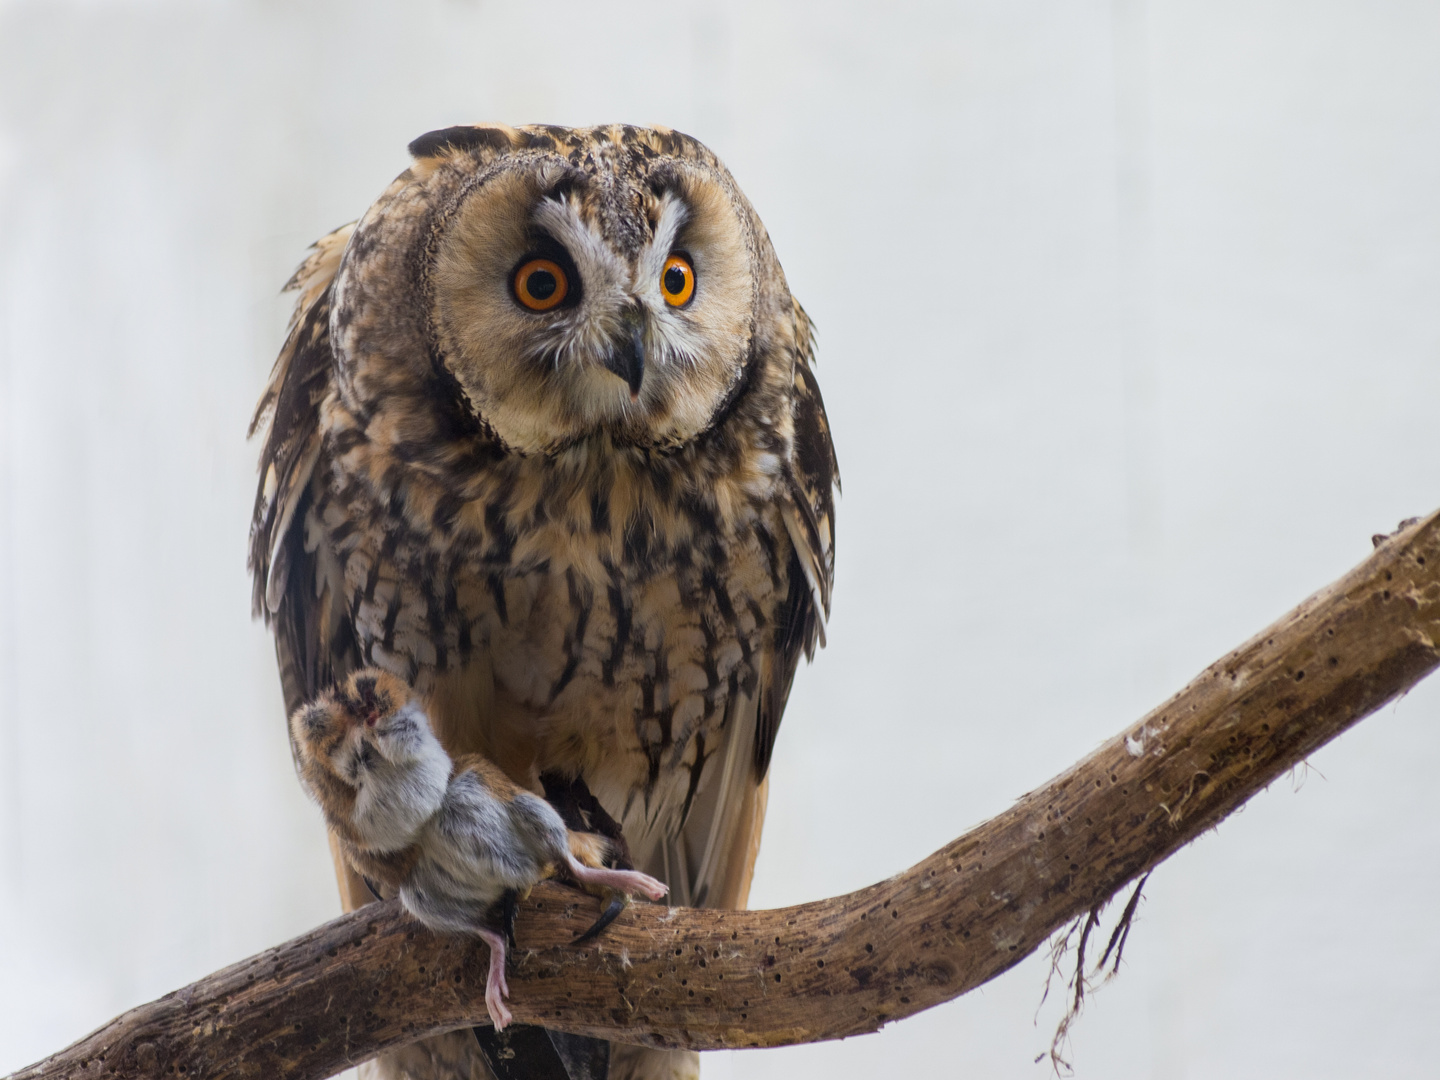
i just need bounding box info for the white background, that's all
[2,2,1438,1077]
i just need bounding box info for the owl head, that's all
[329,124,796,456]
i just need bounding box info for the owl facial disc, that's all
[419,131,759,453]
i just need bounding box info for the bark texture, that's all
[13,511,1440,1080]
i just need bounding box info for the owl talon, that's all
[500,888,519,950]
[572,895,627,946]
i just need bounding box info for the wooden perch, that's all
[14,510,1440,1080]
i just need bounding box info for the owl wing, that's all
[249,224,362,722]
[765,301,838,777]
[667,302,839,910]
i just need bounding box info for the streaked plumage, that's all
[250,124,838,1080]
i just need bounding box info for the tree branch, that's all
[14,511,1440,1080]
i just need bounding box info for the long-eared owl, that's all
[250,124,838,1080]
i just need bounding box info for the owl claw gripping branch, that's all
[290,668,668,1030]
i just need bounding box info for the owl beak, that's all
[602,307,647,400]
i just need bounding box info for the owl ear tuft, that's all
[408,125,516,160]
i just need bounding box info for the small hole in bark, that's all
[866,943,874,952]
[1385,570,1393,581]
[818,959,825,967]
[775,974,782,982]
[1384,590,1392,600]
[1328,656,1338,668]
[1295,670,1305,681]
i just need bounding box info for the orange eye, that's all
[513,258,568,311]
[661,253,695,307]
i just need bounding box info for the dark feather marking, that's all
[753,551,813,778]
[622,511,653,568]
[699,618,721,718]
[678,490,718,536]
[589,487,611,535]
[486,573,509,626]
[432,492,464,534]
[381,589,402,652]
[703,567,738,626]
[407,125,514,159]
[422,589,448,671]
[362,557,383,604]
[677,732,711,831]
[792,362,838,499]
[330,426,367,457]
[483,501,517,566]
[753,521,782,587]
[602,581,630,687]
[549,570,590,702]
[721,671,739,729]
